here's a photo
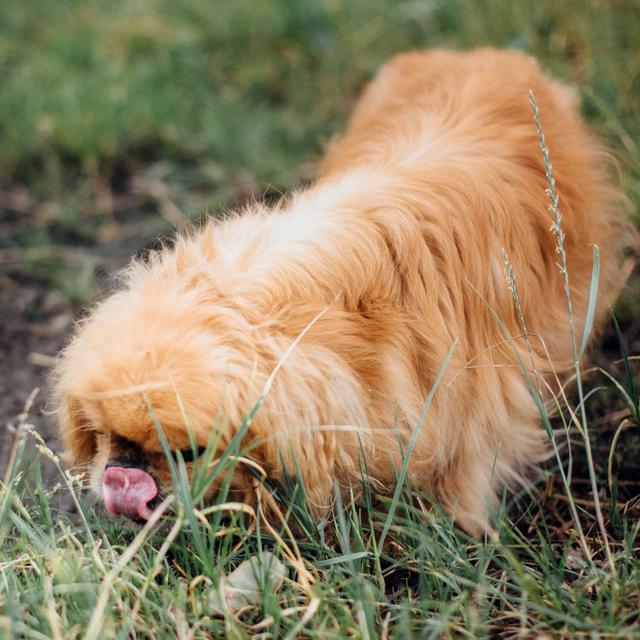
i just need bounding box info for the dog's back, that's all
[315,48,634,530]
[321,48,631,366]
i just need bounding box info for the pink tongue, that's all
[102,466,158,521]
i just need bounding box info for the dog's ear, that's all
[58,396,96,467]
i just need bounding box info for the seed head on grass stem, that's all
[529,91,614,573]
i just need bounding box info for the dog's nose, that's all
[102,466,158,521]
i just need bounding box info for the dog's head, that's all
[51,248,363,522]
[55,377,232,522]
[51,272,272,521]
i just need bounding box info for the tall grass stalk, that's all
[530,91,615,572]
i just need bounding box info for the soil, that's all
[0,197,164,486]
[0,280,71,485]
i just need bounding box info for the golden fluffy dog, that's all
[53,49,633,533]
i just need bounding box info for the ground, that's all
[0,300,64,485]
[1,1,639,637]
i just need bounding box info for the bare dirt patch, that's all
[0,282,71,484]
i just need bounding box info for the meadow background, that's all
[1,0,639,637]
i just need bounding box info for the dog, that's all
[53,48,633,533]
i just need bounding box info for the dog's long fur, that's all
[53,49,634,532]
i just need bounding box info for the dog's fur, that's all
[53,49,633,533]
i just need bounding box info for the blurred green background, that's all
[1,0,638,312]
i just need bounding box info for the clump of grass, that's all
[1,396,638,637]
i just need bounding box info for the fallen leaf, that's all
[209,552,286,615]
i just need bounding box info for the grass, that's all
[1,0,639,637]
[3,345,640,640]
[2,338,639,637]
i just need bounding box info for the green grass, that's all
[1,0,639,637]
[2,339,639,638]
